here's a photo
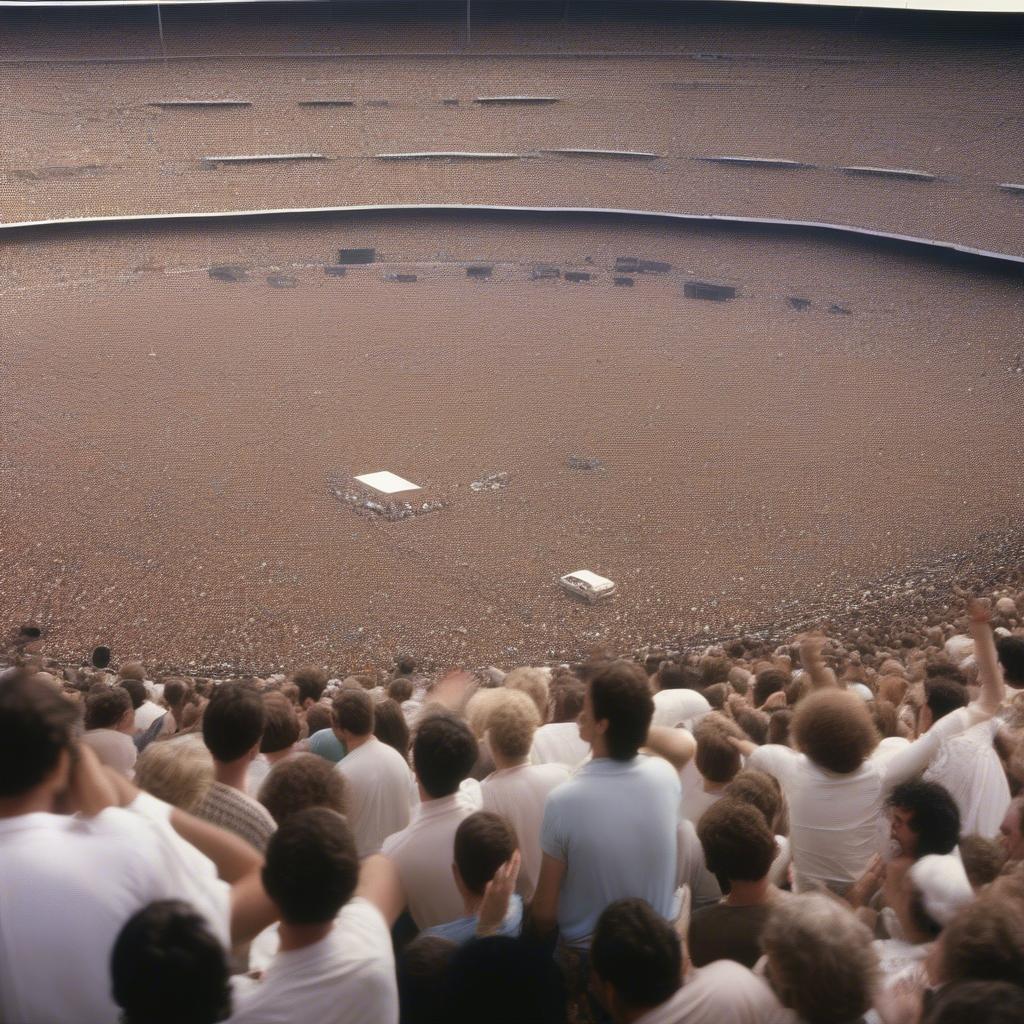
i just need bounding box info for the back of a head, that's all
[590,660,654,761]
[657,663,703,693]
[549,676,585,723]
[413,712,478,798]
[374,697,411,758]
[162,677,189,707]
[333,688,375,737]
[260,691,300,754]
[694,717,743,783]
[503,667,550,722]
[767,708,793,746]
[792,689,879,774]
[111,900,230,1024]
[754,668,789,708]
[135,734,214,812]
[761,893,877,1024]
[396,654,417,676]
[925,677,969,723]
[924,982,1024,1024]
[262,807,359,925]
[292,665,328,706]
[724,769,784,831]
[446,937,566,1024]
[941,895,1024,986]
[202,682,265,763]
[957,835,1007,890]
[84,685,132,730]
[305,701,333,736]
[887,779,961,857]
[996,636,1024,687]
[118,661,147,683]
[697,798,776,883]
[486,688,541,762]
[455,812,517,895]
[119,677,147,711]
[0,671,78,799]
[398,936,457,1024]
[591,898,682,1015]
[699,655,731,687]
[388,676,414,704]
[258,752,347,825]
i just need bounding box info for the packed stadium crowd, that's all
[2,591,1024,1024]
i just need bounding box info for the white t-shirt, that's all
[541,754,681,948]
[680,785,725,826]
[749,706,985,890]
[530,721,591,769]
[381,792,476,929]
[652,689,712,730]
[0,793,230,1024]
[133,699,168,733]
[337,736,415,857]
[229,899,397,1024]
[635,961,790,1024]
[480,761,571,900]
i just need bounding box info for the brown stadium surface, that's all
[1,3,1023,673]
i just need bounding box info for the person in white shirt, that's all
[0,671,276,1024]
[590,898,784,1024]
[681,715,744,824]
[530,672,592,769]
[480,688,570,899]
[333,689,414,857]
[229,808,402,1024]
[381,711,480,929]
[81,683,138,776]
[532,660,687,985]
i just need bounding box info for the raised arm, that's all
[356,853,405,928]
[799,634,839,690]
[644,725,696,770]
[966,598,1006,715]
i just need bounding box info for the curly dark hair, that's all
[887,780,961,857]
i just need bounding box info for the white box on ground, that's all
[559,570,617,603]
[355,471,421,494]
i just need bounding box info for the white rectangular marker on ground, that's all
[355,472,420,494]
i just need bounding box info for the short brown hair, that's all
[941,896,1024,985]
[291,666,328,706]
[767,708,793,746]
[260,692,300,754]
[792,690,878,773]
[694,715,744,784]
[697,799,775,882]
[454,812,517,895]
[486,689,541,761]
[388,677,413,704]
[332,689,374,737]
[725,769,784,831]
[957,836,1007,890]
[754,668,789,707]
[762,894,877,1024]
[84,686,132,730]
[258,753,347,825]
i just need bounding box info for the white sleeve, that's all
[747,744,800,789]
[880,706,988,793]
[124,792,232,948]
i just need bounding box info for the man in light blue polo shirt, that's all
[532,660,682,954]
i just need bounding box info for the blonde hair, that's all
[134,734,214,812]
[465,688,506,739]
[503,667,550,722]
[486,689,541,761]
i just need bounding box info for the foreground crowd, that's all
[2,594,1024,1024]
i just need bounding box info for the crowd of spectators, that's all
[2,590,1024,1024]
